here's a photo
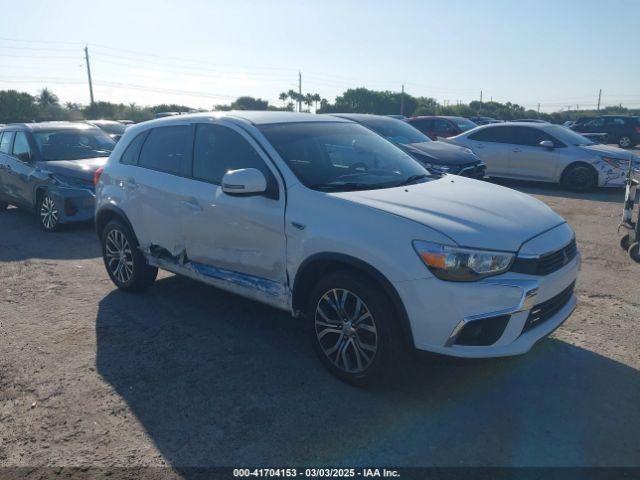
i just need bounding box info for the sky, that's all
[0,0,638,113]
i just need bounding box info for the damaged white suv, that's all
[95,112,580,384]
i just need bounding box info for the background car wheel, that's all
[306,271,403,386]
[620,234,631,251]
[618,136,633,149]
[101,220,158,292]
[38,192,60,232]
[629,242,640,263]
[561,164,597,192]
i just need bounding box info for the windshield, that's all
[358,117,431,145]
[259,122,431,192]
[550,125,597,146]
[34,129,116,161]
[449,117,477,131]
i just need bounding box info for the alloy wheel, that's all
[314,288,378,374]
[40,195,59,230]
[619,136,632,148]
[105,229,134,284]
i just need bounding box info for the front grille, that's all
[522,281,575,333]
[511,238,577,276]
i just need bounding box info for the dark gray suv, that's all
[0,122,115,231]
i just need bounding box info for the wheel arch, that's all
[95,205,137,242]
[560,161,600,187]
[292,252,414,349]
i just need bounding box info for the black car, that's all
[571,115,640,149]
[0,122,115,231]
[469,116,501,125]
[330,113,486,179]
[86,120,127,142]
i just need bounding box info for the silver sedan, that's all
[447,122,638,191]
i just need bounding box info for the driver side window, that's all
[12,132,32,161]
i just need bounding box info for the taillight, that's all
[93,167,104,188]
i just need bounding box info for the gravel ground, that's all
[1,177,639,474]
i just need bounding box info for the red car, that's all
[406,116,478,140]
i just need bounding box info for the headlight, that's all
[600,156,628,170]
[413,241,515,281]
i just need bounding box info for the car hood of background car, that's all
[402,141,479,165]
[579,143,638,159]
[42,157,108,181]
[333,175,564,251]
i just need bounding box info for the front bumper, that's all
[456,162,486,179]
[394,251,580,358]
[48,185,96,223]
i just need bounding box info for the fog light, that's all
[454,315,510,346]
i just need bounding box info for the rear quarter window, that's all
[0,131,15,153]
[120,131,148,165]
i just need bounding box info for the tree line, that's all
[1,87,637,125]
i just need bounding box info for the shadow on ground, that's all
[96,276,640,469]
[488,178,625,204]
[0,207,99,261]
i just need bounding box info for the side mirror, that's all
[17,152,31,163]
[539,140,554,149]
[221,168,267,196]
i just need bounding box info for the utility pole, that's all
[538,103,541,114]
[400,84,405,115]
[479,90,483,114]
[84,46,95,106]
[298,71,302,113]
[597,89,602,111]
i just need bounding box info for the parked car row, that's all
[570,115,640,149]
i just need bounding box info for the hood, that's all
[401,141,480,166]
[333,176,564,251]
[41,157,108,182]
[579,143,639,160]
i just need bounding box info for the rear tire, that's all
[101,220,158,292]
[561,164,597,192]
[620,234,631,251]
[618,136,634,149]
[305,271,403,386]
[629,242,640,263]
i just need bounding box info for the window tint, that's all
[408,119,431,132]
[468,126,517,143]
[608,118,626,126]
[585,118,604,128]
[12,132,32,159]
[0,131,15,154]
[514,127,565,148]
[433,119,453,133]
[138,126,189,175]
[120,131,148,165]
[192,124,268,184]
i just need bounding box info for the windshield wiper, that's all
[395,174,430,187]
[311,182,382,192]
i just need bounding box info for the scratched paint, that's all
[187,261,283,298]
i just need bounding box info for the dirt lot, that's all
[1,177,639,473]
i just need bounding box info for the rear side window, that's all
[408,119,431,132]
[468,126,517,144]
[120,131,148,165]
[0,131,14,153]
[138,126,189,175]
[433,118,453,133]
[192,124,269,184]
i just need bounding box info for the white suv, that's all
[95,111,580,384]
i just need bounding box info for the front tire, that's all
[618,136,634,149]
[38,192,60,232]
[306,271,402,386]
[101,220,158,292]
[561,164,597,192]
[629,242,640,263]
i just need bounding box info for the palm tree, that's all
[312,93,321,112]
[304,93,314,113]
[287,89,299,111]
[279,92,288,108]
[37,88,59,108]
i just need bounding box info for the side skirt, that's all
[147,256,291,312]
